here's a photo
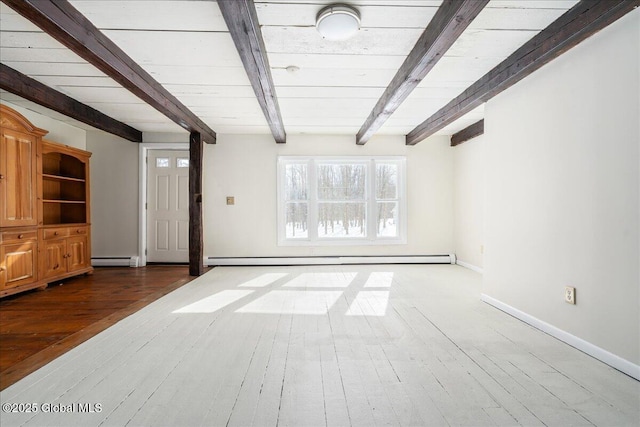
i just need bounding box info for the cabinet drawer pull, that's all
[0,174,4,179]
[54,264,59,269]
[77,229,83,234]
[54,231,59,236]
[18,234,24,239]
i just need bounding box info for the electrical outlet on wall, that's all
[565,286,576,304]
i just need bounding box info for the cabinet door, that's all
[0,241,37,290]
[0,129,37,227]
[41,239,67,279]
[67,235,89,273]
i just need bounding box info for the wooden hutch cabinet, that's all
[0,104,92,298]
[38,140,92,281]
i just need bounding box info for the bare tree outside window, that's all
[318,164,366,238]
[376,163,399,237]
[285,163,308,238]
[279,157,405,244]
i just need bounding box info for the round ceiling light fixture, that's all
[316,4,361,41]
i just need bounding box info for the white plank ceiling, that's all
[0,0,578,139]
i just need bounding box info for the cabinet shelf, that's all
[40,142,90,226]
[41,150,86,180]
[43,200,86,204]
[42,174,85,183]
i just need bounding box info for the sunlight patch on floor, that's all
[173,270,395,316]
[173,290,254,314]
[282,272,356,288]
[237,273,289,287]
[364,272,394,288]
[235,290,343,315]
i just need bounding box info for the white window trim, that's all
[277,156,407,246]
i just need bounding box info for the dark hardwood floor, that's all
[0,266,195,390]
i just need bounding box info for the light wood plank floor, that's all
[1,265,638,426]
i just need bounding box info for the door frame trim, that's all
[138,143,189,267]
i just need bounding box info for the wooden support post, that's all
[189,132,204,276]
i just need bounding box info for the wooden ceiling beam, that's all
[218,0,286,143]
[450,119,483,147]
[2,0,217,144]
[406,0,639,146]
[355,0,489,145]
[0,63,142,142]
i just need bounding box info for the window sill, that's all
[278,237,407,247]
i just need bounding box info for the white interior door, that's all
[147,150,189,263]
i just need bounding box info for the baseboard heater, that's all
[206,254,456,267]
[92,256,140,267]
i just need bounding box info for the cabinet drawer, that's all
[0,230,37,244]
[70,227,88,236]
[42,227,70,240]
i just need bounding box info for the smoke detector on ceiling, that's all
[316,4,361,41]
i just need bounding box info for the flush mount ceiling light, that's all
[316,4,361,41]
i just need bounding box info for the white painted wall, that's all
[453,135,484,270]
[87,132,454,260]
[204,134,454,257]
[0,101,86,149]
[143,132,188,144]
[483,10,639,365]
[87,130,139,257]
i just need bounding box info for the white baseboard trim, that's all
[456,260,484,274]
[481,294,640,381]
[92,256,140,267]
[206,255,454,266]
